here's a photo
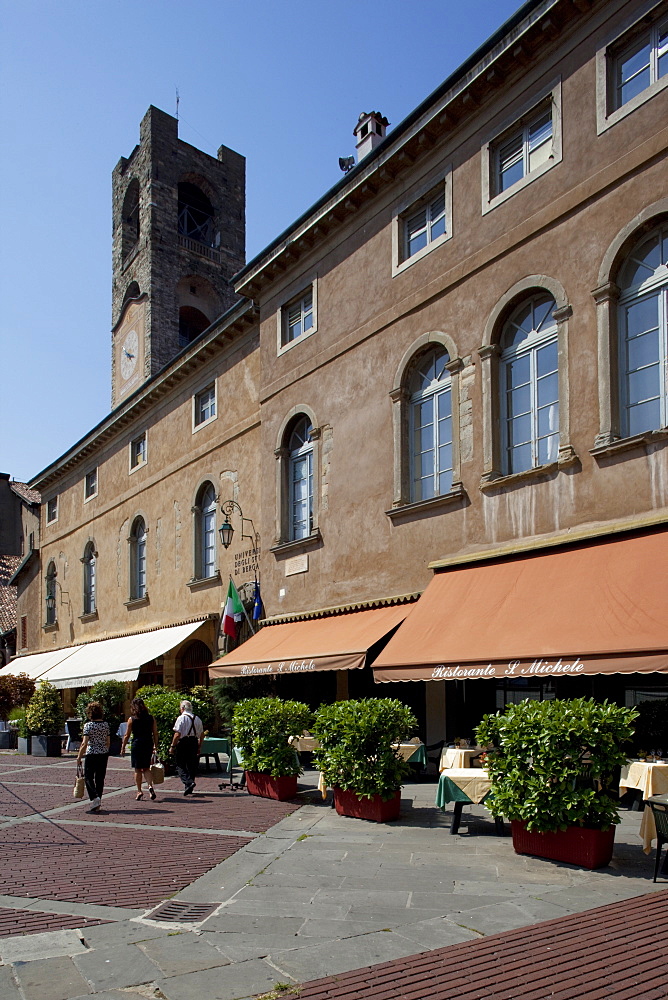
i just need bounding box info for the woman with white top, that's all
[76,701,110,813]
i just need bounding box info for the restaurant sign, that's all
[241,659,317,676]
[431,657,586,680]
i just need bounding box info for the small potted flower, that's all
[233,697,313,800]
[312,698,417,822]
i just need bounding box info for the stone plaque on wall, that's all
[284,554,308,576]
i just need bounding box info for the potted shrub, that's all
[475,697,637,869]
[26,680,65,757]
[312,698,417,822]
[232,696,313,800]
[0,675,17,749]
[15,711,32,754]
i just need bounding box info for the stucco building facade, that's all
[12,0,668,740]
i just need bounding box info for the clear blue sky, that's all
[0,0,522,485]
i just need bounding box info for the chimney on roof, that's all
[353,111,389,162]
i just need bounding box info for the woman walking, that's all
[120,697,159,800]
[76,701,110,813]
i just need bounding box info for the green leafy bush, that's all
[211,676,273,725]
[26,681,64,736]
[475,697,637,833]
[10,674,36,708]
[233,697,313,777]
[311,698,417,801]
[0,676,15,720]
[188,685,216,731]
[77,680,128,739]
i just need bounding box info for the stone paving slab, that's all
[138,933,231,976]
[270,930,423,983]
[73,943,164,991]
[159,957,292,1000]
[12,955,92,1000]
[81,920,175,949]
[0,964,22,1000]
[0,928,89,963]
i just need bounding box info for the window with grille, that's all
[194,384,216,427]
[494,105,553,196]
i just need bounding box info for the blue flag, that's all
[252,580,263,620]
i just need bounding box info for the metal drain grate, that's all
[146,900,218,924]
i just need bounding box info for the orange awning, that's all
[209,605,408,679]
[373,529,668,682]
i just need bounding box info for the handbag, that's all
[150,753,165,784]
[73,762,85,799]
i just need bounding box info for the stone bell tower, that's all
[110,106,245,407]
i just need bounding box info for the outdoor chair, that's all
[64,719,82,752]
[649,799,668,882]
[425,740,446,771]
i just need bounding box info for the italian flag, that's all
[222,578,244,638]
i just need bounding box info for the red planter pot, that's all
[511,820,615,869]
[245,771,298,801]
[333,788,401,822]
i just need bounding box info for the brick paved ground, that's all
[0,750,302,936]
[0,907,109,939]
[287,888,668,1000]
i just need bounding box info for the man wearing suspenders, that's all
[170,700,204,795]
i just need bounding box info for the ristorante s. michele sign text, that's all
[431,657,586,680]
[240,659,317,676]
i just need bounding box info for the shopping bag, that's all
[73,763,85,799]
[150,754,165,784]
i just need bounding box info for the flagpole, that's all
[232,576,256,636]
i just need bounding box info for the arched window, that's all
[181,639,213,688]
[499,294,559,474]
[618,225,668,437]
[121,179,140,259]
[178,183,214,246]
[288,417,314,540]
[130,517,147,600]
[82,542,96,615]
[194,482,217,580]
[408,348,453,501]
[45,562,57,625]
[179,306,211,348]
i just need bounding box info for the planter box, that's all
[334,788,401,822]
[245,771,298,801]
[31,735,62,758]
[0,730,17,750]
[511,820,615,869]
[17,736,31,755]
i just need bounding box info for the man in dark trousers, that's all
[170,700,204,795]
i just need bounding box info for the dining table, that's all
[436,767,504,835]
[439,746,483,770]
[199,736,232,772]
[619,761,668,853]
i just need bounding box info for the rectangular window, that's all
[612,16,668,111]
[194,384,216,427]
[482,83,561,213]
[20,616,27,649]
[46,497,58,523]
[393,173,452,275]
[84,469,98,501]
[494,105,553,196]
[283,289,314,347]
[130,433,147,469]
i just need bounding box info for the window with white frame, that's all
[195,482,217,579]
[46,497,58,523]
[500,294,559,474]
[45,562,57,625]
[282,288,314,348]
[618,224,668,437]
[288,417,313,540]
[403,188,447,262]
[408,348,453,501]
[82,542,96,615]
[130,517,147,600]
[494,104,553,197]
[611,12,668,111]
[130,433,147,470]
[194,384,216,427]
[84,468,98,501]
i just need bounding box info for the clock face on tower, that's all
[120,329,139,380]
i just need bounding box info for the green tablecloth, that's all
[405,744,427,766]
[435,769,492,809]
[200,737,231,756]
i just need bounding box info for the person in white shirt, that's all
[170,700,204,795]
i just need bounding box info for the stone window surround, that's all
[81,540,98,617]
[388,332,466,514]
[481,78,562,216]
[591,199,668,456]
[46,496,58,524]
[478,275,577,490]
[129,431,148,473]
[595,0,668,135]
[276,277,318,357]
[391,167,453,278]
[83,468,98,503]
[273,405,321,552]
